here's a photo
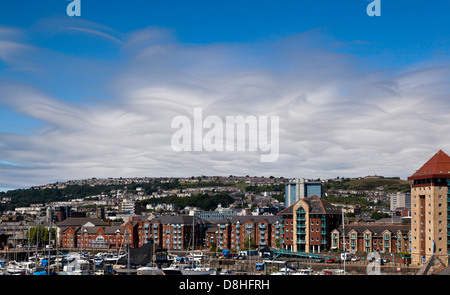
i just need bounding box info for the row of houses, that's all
[56,195,412,258]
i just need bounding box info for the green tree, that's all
[27,226,56,247]
[370,212,390,220]
[243,236,257,250]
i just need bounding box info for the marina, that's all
[0,247,420,275]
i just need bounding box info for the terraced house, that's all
[330,224,411,255]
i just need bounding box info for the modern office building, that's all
[285,178,324,207]
[408,150,450,266]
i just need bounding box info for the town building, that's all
[279,195,341,253]
[285,178,324,207]
[193,204,241,221]
[390,192,411,212]
[408,149,450,265]
[58,217,141,249]
[147,215,207,250]
[205,216,281,251]
[330,224,411,255]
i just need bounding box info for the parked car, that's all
[351,256,360,262]
[326,258,336,263]
[315,258,325,263]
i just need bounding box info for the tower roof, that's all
[408,150,450,180]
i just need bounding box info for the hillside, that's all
[324,178,411,193]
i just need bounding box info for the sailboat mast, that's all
[342,209,345,274]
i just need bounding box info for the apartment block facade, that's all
[205,216,282,251]
[330,224,411,254]
[59,217,140,249]
[279,195,341,253]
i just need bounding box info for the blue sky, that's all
[1,0,450,191]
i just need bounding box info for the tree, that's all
[243,236,257,250]
[27,226,56,247]
[370,212,390,220]
[210,241,217,252]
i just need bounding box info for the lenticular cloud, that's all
[1,23,450,189]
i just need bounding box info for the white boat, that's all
[181,266,215,275]
[218,269,234,275]
[188,252,205,262]
[271,266,297,275]
[6,261,26,275]
[137,263,163,275]
[6,261,35,275]
[104,252,126,263]
[114,265,138,275]
[292,268,314,275]
[63,265,90,275]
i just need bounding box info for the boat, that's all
[180,216,214,275]
[104,252,126,263]
[114,265,138,275]
[6,261,26,275]
[292,268,314,275]
[6,261,36,275]
[181,265,214,275]
[211,269,234,275]
[271,266,296,275]
[188,252,205,262]
[137,263,163,275]
[162,264,184,275]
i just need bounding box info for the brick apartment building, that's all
[278,195,342,253]
[205,216,282,251]
[331,224,411,254]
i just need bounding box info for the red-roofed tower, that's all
[408,150,450,266]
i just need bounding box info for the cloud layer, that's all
[1,20,450,189]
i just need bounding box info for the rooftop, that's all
[408,150,450,181]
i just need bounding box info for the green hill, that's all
[324,178,411,193]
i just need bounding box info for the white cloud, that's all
[1,24,450,189]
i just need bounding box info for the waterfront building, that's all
[285,178,324,207]
[408,150,450,265]
[193,204,240,221]
[59,217,140,249]
[330,224,411,254]
[147,215,207,250]
[205,216,281,251]
[279,195,341,253]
